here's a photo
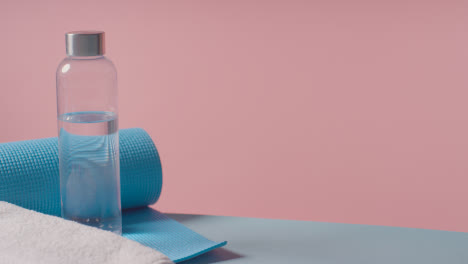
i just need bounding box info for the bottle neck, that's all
[67,55,104,60]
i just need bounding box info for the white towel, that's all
[0,202,173,264]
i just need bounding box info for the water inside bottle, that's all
[58,111,121,234]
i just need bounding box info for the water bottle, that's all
[56,31,121,234]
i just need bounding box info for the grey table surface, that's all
[166,213,468,264]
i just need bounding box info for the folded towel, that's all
[0,202,173,264]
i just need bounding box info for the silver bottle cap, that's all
[66,31,105,56]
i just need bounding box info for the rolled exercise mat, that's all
[0,128,226,262]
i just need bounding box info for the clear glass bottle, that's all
[56,31,121,234]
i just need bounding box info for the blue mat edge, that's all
[133,128,163,206]
[175,241,228,263]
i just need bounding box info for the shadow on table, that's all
[180,248,243,264]
[165,213,205,223]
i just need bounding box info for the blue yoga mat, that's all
[0,128,226,262]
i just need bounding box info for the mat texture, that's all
[0,128,226,262]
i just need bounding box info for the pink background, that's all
[1,0,468,232]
